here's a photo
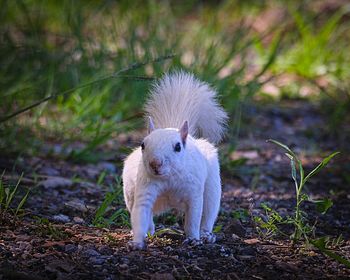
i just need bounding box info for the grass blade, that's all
[15,189,30,215]
[267,139,298,160]
[0,54,175,123]
[303,152,340,183]
[311,238,350,269]
[5,173,23,209]
[312,198,333,215]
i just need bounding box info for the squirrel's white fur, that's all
[122,71,228,250]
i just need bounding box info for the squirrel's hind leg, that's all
[200,168,221,243]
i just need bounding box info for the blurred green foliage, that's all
[0,0,349,160]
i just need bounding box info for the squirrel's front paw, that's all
[200,231,216,244]
[127,241,146,251]
[182,238,203,247]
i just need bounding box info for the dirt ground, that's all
[1,100,350,280]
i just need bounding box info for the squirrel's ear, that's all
[148,116,155,134]
[179,121,188,145]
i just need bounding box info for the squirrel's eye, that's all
[174,142,181,152]
[141,142,145,150]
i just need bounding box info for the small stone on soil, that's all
[53,214,70,223]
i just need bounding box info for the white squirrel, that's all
[122,71,228,250]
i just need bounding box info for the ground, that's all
[1,100,350,280]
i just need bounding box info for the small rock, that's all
[83,249,100,257]
[79,181,96,188]
[65,199,88,212]
[119,264,129,270]
[40,177,73,189]
[98,162,117,173]
[73,216,85,224]
[53,214,70,223]
[89,257,105,265]
[65,244,77,253]
[97,245,113,255]
[39,167,60,176]
[231,233,240,240]
[120,257,130,265]
[237,255,254,260]
[84,166,100,179]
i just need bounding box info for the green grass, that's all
[0,171,29,217]
[34,216,71,240]
[92,176,130,228]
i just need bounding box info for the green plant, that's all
[213,224,223,233]
[154,211,179,226]
[256,141,350,268]
[34,216,70,240]
[272,9,350,130]
[267,139,339,244]
[311,237,350,269]
[231,208,250,223]
[0,171,29,217]
[254,203,286,239]
[275,10,343,79]
[92,176,130,228]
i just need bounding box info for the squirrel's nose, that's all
[149,158,162,171]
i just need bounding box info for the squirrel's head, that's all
[140,117,188,178]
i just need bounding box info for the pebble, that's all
[39,166,60,176]
[83,249,100,257]
[73,216,85,224]
[89,257,105,265]
[92,264,103,270]
[65,244,77,253]
[231,233,240,240]
[119,263,129,270]
[85,167,100,179]
[40,177,73,189]
[97,162,117,173]
[65,199,88,212]
[120,257,130,264]
[53,214,71,223]
[237,255,255,260]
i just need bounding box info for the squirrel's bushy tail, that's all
[144,71,228,144]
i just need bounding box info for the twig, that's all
[0,54,175,123]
